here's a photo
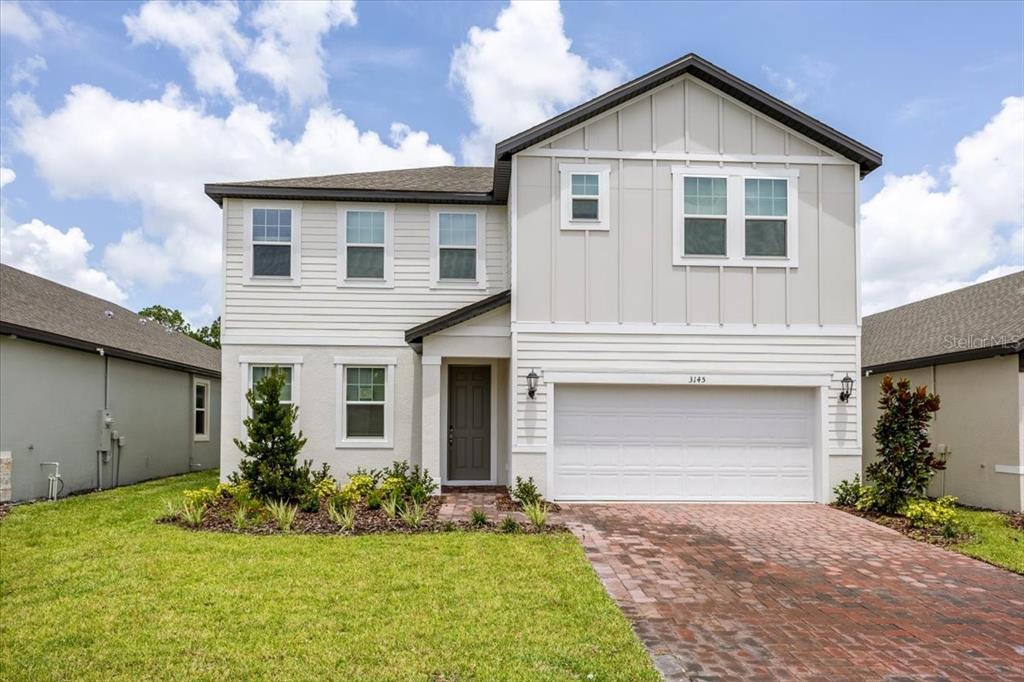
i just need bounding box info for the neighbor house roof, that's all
[0,264,220,376]
[405,290,510,346]
[205,166,496,206]
[206,53,882,207]
[862,271,1024,373]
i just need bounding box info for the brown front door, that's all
[447,365,491,481]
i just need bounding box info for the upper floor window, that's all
[671,167,798,267]
[744,178,788,258]
[560,163,610,230]
[431,209,486,288]
[193,379,210,442]
[339,206,393,287]
[244,202,301,285]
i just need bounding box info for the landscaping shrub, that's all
[523,500,549,528]
[854,485,881,512]
[231,368,329,503]
[180,500,206,527]
[366,490,383,511]
[298,493,320,514]
[381,492,402,519]
[313,477,338,500]
[231,505,250,530]
[904,496,960,537]
[399,500,425,528]
[327,501,355,531]
[865,375,941,514]
[342,474,376,501]
[470,509,488,528]
[183,487,217,507]
[510,476,541,507]
[266,500,298,531]
[500,516,521,534]
[833,475,864,507]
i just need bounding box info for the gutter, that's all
[1,322,221,379]
[204,184,503,207]
[862,342,1024,376]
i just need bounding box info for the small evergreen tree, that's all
[231,368,311,502]
[865,375,942,513]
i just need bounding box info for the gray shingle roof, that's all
[862,271,1024,370]
[0,264,220,375]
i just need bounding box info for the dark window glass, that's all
[346,404,384,438]
[194,410,206,435]
[745,220,787,257]
[253,244,290,277]
[439,248,476,280]
[347,246,384,279]
[684,218,727,256]
[571,198,599,220]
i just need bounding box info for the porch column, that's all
[421,355,442,492]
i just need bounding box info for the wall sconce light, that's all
[526,369,539,399]
[839,374,854,403]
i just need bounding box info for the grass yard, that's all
[953,509,1024,574]
[0,471,656,681]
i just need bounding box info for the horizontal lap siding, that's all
[514,332,859,452]
[224,200,508,343]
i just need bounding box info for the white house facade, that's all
[207,54,882,503]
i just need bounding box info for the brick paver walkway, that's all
[564,504,1024,681]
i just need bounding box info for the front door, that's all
[447,365,491,482]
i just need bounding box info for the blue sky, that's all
[1,0,1021,323]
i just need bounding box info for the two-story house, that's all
[205,53,881,502]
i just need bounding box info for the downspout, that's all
[97,350,108,491]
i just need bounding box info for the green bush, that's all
[854,485,881,512]
[469,509,487,528]
[313,477,338,500]
[231,505,249,530]
[522,501,549,528]
[366,490,382,511]
[327,501,355,531]
[381,492,403,519]
[180,500,206,527]
[865,375,942,513]
[298,493,320,514]
[510,476,541,507]
[903,496,960,537]
[379,476,405,500]
[231,368,328,503]
[500,516,521,534]
[266,500,298,531]
[833,475,863,507]
[399,500,425,528]
[183,487,217,507]
[342,474,376,501]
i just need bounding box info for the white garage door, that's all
[553,384,816,501]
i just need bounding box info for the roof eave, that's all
[404,290,511,346]
[204,184,501,206]
[863,341,1024,376]
[493,53,882,177]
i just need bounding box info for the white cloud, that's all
[0,1,70,43]
[11,83,453,307]
[0,218,127,303]
[247,0,357,106]
[124,1,248,99]
[10,54,47,88]
[762,58,835,107]
[861,96,1024,314]
[0,167,14,188]
[450,0,626,165]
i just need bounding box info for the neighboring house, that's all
[0,265,221,503]
[206,53,882,503]
[862,272,1024,512]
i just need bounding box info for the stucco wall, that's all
[862,355,1023,511]
[0,336,220,502]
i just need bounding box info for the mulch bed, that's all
[158,496,567,536]
[833,505,971,546]
[495,491,562,513]
[1002,511,1024,532]
[0,503,10,522]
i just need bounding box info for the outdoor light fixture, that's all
[526,369,539,399]
[839,374,854,403]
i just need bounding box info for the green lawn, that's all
[954,508,1024,574]
[0,471,656,681]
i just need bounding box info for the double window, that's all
[335,358,396,448]
[672,167,798,266]
[431,210,485,287]
[193,379,210,441]
[245,202,301,284]
[560,163,610,230]
[339,206,394,286]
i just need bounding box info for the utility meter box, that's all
[98,409,115,452]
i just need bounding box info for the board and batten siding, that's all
[509,74,864,495]
[223,199,509,347]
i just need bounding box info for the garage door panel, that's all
[554,385,816,502]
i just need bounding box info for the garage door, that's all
[553,384,816,501]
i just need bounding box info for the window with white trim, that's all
[193,379,210,441]
[744,178,788,257]
[671,166,798,267]
[250,365,293,403]
[335,357,395,448]
[560,163,610,230]
[437,212,478,281]
[252,208,292,277]
[339,205,393,286]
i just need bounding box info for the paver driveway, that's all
[565,504,1024,681]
